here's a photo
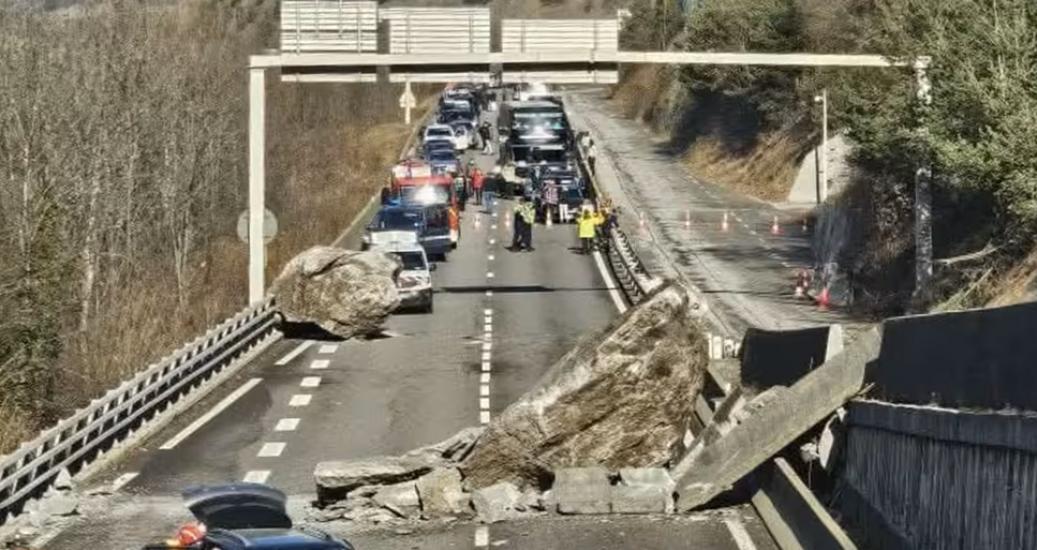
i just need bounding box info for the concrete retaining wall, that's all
[868,300,1037,410]
[836,400,1037,549]
[740,326,843,391]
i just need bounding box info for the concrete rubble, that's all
[471,482,522,523]
[415,467,469,519]
[271,246,401,339]
[462,282,708,489]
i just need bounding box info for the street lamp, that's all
[813,88,828,204]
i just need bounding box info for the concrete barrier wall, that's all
[868,300,1037,410]
[835,400,1037,550]
[740,326,843,390]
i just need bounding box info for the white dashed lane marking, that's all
[289,394,312,407]
[257,442,286,458]
[479,397,490,409]
[480,410,491,424]
[480,373,491,383]
[488,254,495,261]
[300,376,322,388]
[481,361,492,372]
[484,324,492,332]
[275,418,300,432]
[482,342,492,351]
[318,344,338,354]
[243,470,271,484]
[479,385,490,397]
[475,525,489,547]
[275,341,313,366]
[310,359,329,370]
[159,378,263,450]
[487,272,495,278]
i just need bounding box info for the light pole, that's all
[813,88,828,204]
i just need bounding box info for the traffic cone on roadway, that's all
[721,212,730,232]
[684,210,691,230]
[818,286,831,312]
[474,213,481,229]
[771,216,781,235]
[546,210,553,227]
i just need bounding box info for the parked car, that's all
[424,147,460,175]
[142,484,353,550]
[450,121,475,151]
[363,205,451,260]
[423,124,457,148]
[371,235,435,313]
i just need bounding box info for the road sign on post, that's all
[237,208,278,244]
[399,80,416,124]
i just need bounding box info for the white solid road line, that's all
[257,442,286,458]
[111,472,140,492]
[275,418,300,432]
[724,518,759,550]
[310,359,330,370]
[318,344,338,354]
[591,250,628,314]
[289,394,312,407]
[275,341,314,366]
[300,376,322,388]
[474,525,489,547]
[243,470,271,484]
[160,378,263,450]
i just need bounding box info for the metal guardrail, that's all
[0,299,279,522]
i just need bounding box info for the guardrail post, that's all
[248,67,266,305]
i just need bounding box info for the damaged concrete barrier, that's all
[672,327,881,511]
[415,467,469,519]
[549,467,611,515]
[462,282,708,489]
[315,456,436,504]
[471,482,522,523]
[613,468,675,514]
[271,246,401,339]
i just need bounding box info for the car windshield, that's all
[394,251,426,271]
[427,128,452,138]
[401,185,450,205]
[375,210,422,229]
[425,141,452,152]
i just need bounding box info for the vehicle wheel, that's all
[424,296,435,313]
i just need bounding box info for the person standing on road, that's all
[543,179,559,224]
[578,210,597,254]
[471,167,485,206]
[512,198,527,250]
[520,198,536,251]
[483,167,500,211]
[587,139,598,175]
[479,122,494,155]
[380,185,392,206]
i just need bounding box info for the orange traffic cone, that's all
[818,287,831,311]
[721,212,730,232]
[771,216,781,235]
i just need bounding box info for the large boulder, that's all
[461,281,708,489]
[271,246,401,338]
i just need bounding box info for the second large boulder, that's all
[271,246,400,338]
[461,281,708,489]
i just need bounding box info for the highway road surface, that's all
[566,89,855,337]
[39,106,777,549]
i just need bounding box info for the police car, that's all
[370,232,435,313]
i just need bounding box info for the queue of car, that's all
[358,84,489,314]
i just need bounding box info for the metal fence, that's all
[0,299,279,522]
[381,7,491,54]
[501,19,619,52]
[280,0,379,53]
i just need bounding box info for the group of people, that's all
[508,196,617,255]
[454,161,502,212]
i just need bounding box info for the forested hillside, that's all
[619,0,1037,314]
[0,0,414,451]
